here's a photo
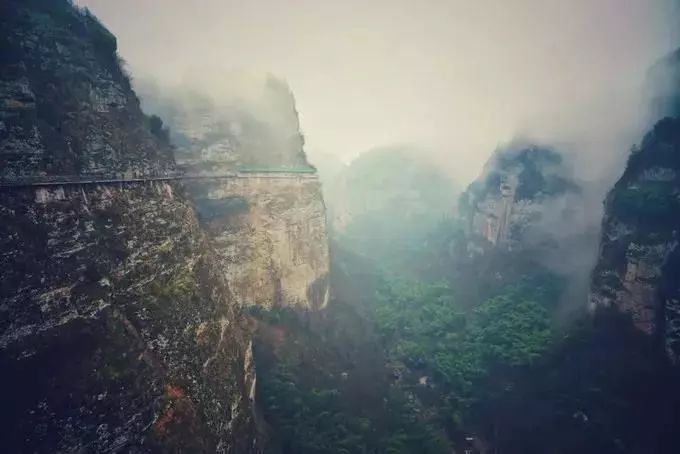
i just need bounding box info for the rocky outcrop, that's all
[461,143,584,253]
[449,143,602,310]
[1,183,257,453]
[185,174,330,310]
[0,1,257,452]
[136,75,330,311]
[590,117,680,361]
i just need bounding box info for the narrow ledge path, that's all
[0,171,319,188]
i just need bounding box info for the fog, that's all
[76,0,678,183]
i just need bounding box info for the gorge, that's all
[2,1,680,453]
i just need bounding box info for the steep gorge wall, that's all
[453,144,601,310]
[0,1,259,452]
[185,175,330,310]
[590,117,680,361]
[0,0,175,178]
[139,74,331,311]
[462,144,584,253]
[590,46,680,363]
[1,183,256,452]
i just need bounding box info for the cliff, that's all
[590,117,680,360]
[0,1,257,451]
[0,0,176,178]
[185,174,330,310]
[1,184,257,452]
[136,76,330,310]
[461,143,582,251]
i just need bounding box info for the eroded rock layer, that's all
[186,175,330,310]
[0,1,257,452]
[0,0,175,178]
[1,183,256,452]
[461,143,582,251]
[136,73,331,311]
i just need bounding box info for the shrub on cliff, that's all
[145,114,172,147]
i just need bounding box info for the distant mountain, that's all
[326,146,457,271]
[461,141,582,250]
[306,150,347,196]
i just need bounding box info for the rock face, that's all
[185,174,330,310]
[0,0,175,178]
[461,143,585,253]
[136,74,330,311]
[0,1,259,452]
[1,184,257,453]
[452,143,601,310]
[590,117,680,360]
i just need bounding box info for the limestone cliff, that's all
[461,143,583,252]
[1,1,256,451]
[450,143,602,310]
[1,184,257,453]
[590,117,680,361]
[185,174,329,310]
[136,76,330,311]
[0,0,176,178]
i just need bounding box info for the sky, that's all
[76,0,679,182]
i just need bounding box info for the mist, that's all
[76,0,678,184]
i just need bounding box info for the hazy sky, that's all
[77,0,678,181]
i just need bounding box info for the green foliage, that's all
[261,364,365,453]
[145,114,172,146]
[469,311,680,453]
[467,293,551,366]
[510,147,576,200]
[25,1,117,53]
[371,274,561,409]
[149,269,195,301]
[259,349,449,453]
[79,7,117,53]
[253,302,451,453]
